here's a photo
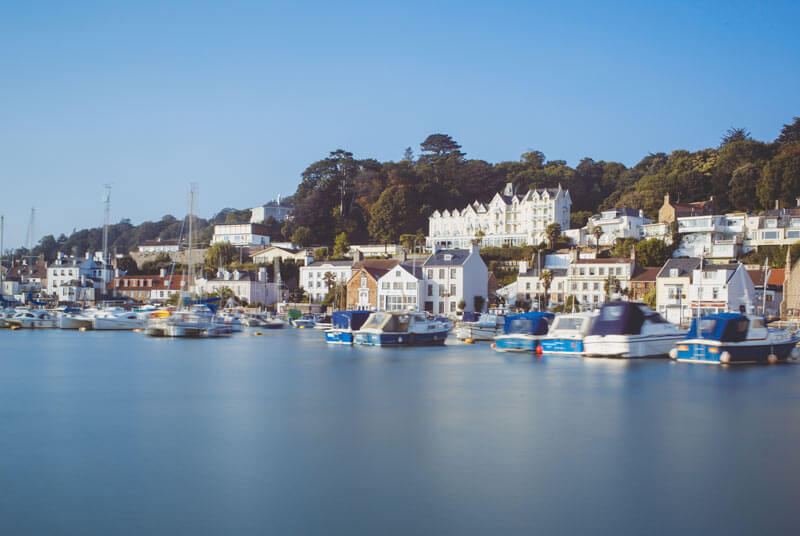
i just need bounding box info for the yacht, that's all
[313,314,333,330]
[492,312,554,353]
[263,316,285,329]
[92,308,146,330]
[58,308,96,330]
[292,314,317,328]
[456,312,505,341]
[325,310,372,344]
[669,313,800,364]
[6,310,57,329]
[146,305,230,338]
[214,311,245,332]
[583,302,685,358]
[354,311,449,346]
[537,312,597,355]
[1,308,19,328]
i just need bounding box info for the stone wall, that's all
[130,249,208,269]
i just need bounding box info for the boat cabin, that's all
[589,302,669,336]
[685,313,767,342]
[503,312,554,335]
[360,311,434,333]
[332,310,373,332]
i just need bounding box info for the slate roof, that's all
[423,249,471,267]
[631,267,660,282]
[657,258,701,278]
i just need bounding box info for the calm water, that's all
[1,328,799,535]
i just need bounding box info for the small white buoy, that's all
[719,351,731,364]
[668,348,678,359]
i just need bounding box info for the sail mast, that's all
[187,184,196,302]
[0,215,4,299]
[102,185,111,302]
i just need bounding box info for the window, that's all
[589,268,595,276]
[360,277,367,288]
[669,268,679,277]
[450,284,456,296]
[450,302,456,312]
[439,269,445,279]
[427,270,433,279]
[615,267,621,275]
[382,282,390,289]
[526,282,531,290]
[593,282,599,290]
[393,282,403,289]
[439,302,444,313]
[599,267,605,276]
[712,287,719,299]
[450,269,456,278]
[579,268,585,276]
[762,231,778,240]
[396,271,401,277]
[582,282,588,290]
[427,285,432,296]
[570,283,577,291]
[788,230,800,239]
[406,282,415,290]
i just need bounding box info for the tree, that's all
[635,239,672,267]
[403,147,414,162]
[776,116,800,146]
[117,255,138,275]
[643,287,657,309]
[333,232,350,258]
[540,269,553,310]
[720,127,752,146]
[728,163,761,211]
[592,226,604,250]
[419,134,465,163]
[36,235,58,263]
[757,145,800,209]
[368,185,419,243]
[545,223,561,249]
[322,271,336,297]
[206,242,238,268]
[291,226,313,248]
[457,299,466,311]
[604,275,621,300]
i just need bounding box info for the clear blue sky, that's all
[1,0,798,248]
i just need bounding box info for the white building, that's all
[138,238,181,253]
[581,208,653,246]
[687,262,756,318]
[516,255,570,310]
[656,258,701,325]
[299,260,355,302]
[376,264,425,312]
[211,223,271,248]
[422,244,488,315]
[195,268,279,306]
[250,197,294,223]
[47,253,113,303]
[349,244,404,258]
[427,183,571,249]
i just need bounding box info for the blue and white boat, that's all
[326,310,373,344]
[292,314,317,328]
[583,302,684,358]
[353,311,450,346]
[492,312,554,353]
[669,313,800,364]
[538,312,597,355]
[456,312,505,341]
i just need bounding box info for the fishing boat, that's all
[456,312,505,341]
[92,308,145,330]
[6,309,57,329]
[583,301,684,358]
[492,312,554,352]
[669,313,800,364]
[537,312,597,355]
[325,310,373,344]
[353,311,450,346]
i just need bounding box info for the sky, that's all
[1,0,799,248]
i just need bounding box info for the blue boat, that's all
[538,312,596,355]
[353,311,450,346]
[325,310,373,344]
[492,312,554,353]
[670,313,800,364]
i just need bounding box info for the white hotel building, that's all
[427,183,571,248]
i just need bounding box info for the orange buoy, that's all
[535,345,543,355]
[490,342,496,349]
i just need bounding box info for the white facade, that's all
[427,183,571,249]
[195,268,279,306]
[687,263,756,317]
[299,261,354,302]
[376,264,425,312]
[571,208,653,247]
[250,198,293,223]
[211,223,270,247]
[46,254,113,303]
[422,244,488,315]
[656,258,701,325]
[349,244,404,257]
[138,239,181,253]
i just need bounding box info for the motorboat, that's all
[1,308,19,328]
[492,312,554,353]
[243,314,266,327]
[6,309,57,329]
[313,315,333,330]
[146,305,230,338]
[669,313,800,364]
[263,317,285,329]
[58,307,97,330]
[214,311,245,333]
[583,301,685,358]
[92,308,146,330]
[456,312,505,341]
[325,310,373,344]
[354,311,449,346]
[292,314,317,328]
[537,312,597,355]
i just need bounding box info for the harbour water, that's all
[2,328,799,534]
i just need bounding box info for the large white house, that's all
[427,183,571,248]
[422,244,488,314]
[687,262,756,318]
[46,253,114,303]
[567,208,653,247]
[195,268,279,306]
[211,223,270,247]
[376,264,425,312]
[250,196,294,223]
[299,260,355,302]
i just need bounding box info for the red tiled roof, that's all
[748,269,785,287]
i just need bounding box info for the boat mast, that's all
[0,214,4,299]
[102,185,111,303]
[187,184,196,304]
[762,257,770,316]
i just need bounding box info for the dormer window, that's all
[444,254,452,261]
[669,269,679,278]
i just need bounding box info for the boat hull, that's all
[325,329,355,344]
[538,337,584,355]
[6,319,57,329]
[493,335,539,353]
[583,334,685,358]
[59,316,93,330]
[673,339,800,364]
[354,330,448,346]
[92,317,144,330]
[456,324,501,341]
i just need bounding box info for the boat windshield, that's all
[361,313,388,330]
[507,318,532,335]
[552,317,583,331]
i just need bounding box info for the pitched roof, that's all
[657,258,701,278]
[354,258,401,271]
[575,258,632,264]
[423,249,471,267]
[748,268,785,287]
[631,267,660,282]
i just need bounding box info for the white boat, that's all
[214,311,245,332]
[243,314,266,327]
[0,308,18,328]
[292,315,316,328]
[147,305,230,338]
[313,315,333,330]
[263,317,285,329]
[92,308,146,330]
[6,310,57,329]
[456,313,505,341]
[583,302,685,358]
[538,312,597,355]
[58,310,95,330]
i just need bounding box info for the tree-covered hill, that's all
[14,116,800,261]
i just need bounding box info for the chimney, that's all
[796,196,800,208]
[471,243,480,257]
[159,268,167,278]
[352,248,364,266]
[630,245,636,262]
[518,260,528,274]
[503,182,514,197]
[664,193,670,205]
[776,199,780,210]
[258,267,267,282]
